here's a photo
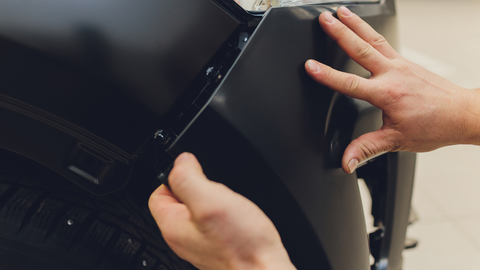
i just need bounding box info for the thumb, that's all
[168,152,221,212]
[342,130,395,174]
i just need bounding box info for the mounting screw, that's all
[67,219,74,226]
[157,172,167,181]
[154,130,165,139]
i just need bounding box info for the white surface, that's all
[402,147,480,270]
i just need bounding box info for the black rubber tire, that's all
[0,149,196,270]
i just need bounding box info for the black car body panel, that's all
[0,0,240,193]
[0,0,415,269]
[167,4,411,269]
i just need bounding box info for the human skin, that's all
[305,6,480,174]
[149,152,297,270]
[149,6,480,269]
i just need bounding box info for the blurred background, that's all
[361,0,480,269]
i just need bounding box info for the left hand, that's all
[149,153,296,270]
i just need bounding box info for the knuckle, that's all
[383,85,407,106]
[358,142,377,159]
[194,183,231,226]
[392,59,411,75]
[335,25,350,41]
[370,33,388,48]
[355,43,374,60]
[169,163,186,180]
[354,133,390,160]
[382,130,402,152]
[195,207,227,227]
[168,165,189,190]
[343,75,361,93]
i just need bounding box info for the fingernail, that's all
[306,60,320,72]
[339,6,353,17]
[347,159,358,174]
[175,152,192,165]
[323,12,335,24]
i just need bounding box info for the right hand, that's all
[149,153,296,270]
[305,7,480,174]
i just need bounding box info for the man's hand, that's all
[305,7,480,174]
[149,153,296,270]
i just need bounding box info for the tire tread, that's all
[0,150,195,270]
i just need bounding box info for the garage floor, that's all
[360,0,480,269]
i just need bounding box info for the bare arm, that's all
[305,7,480,174]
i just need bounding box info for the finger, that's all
[149,185,191,229]
[341,129,396,174]
[337,6,400,59]
[167,152,223,215]
[148,180,209,266]
[319,11,389,75]
[150,184,179,206]
[150,200,202,261]
[149,185,183,222]
[305,60,381,104]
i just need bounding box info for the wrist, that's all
[457,87,480,145]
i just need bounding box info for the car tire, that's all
[0,149,195,270]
